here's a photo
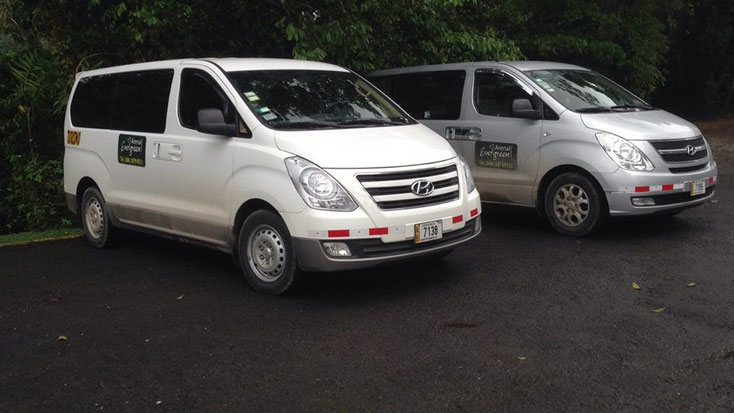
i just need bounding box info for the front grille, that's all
[650,137,708,163]
[669,164,707,174]
[646,185,715,206]
[332,218,477,258]
[357,164,460,210]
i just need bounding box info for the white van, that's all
[369,62,718,236]
[63,58,481,294]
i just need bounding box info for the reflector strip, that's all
[369,227,389,236]
[709,177,714,184]
[635,186,650,193]
[452,215,463,224]
[470,208,479,217]
[662,184,674,191]
[328,230,350,238]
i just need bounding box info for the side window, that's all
[474,70,538,118]
[70,74,116,129]
[179,68,236,129]
[111,69,174,133]
[392,70,465,120]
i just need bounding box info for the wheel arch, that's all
[536,165,608,218]
[232,198,279,247]
[75,177,99,215]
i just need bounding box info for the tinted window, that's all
[474,70,537,117]
[374,70,465,120]
[179,69,236,129]
[70,74,116,129]
[111,70,173,133]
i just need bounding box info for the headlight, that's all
[596,132,655,171]
[458,156,475,193]
[285,157,357,211]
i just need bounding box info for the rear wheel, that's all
[81,187,117,248]
[238,210,299,295]
[544,172,606,236]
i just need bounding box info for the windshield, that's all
[524,69,653,113]
[227,70,414,130]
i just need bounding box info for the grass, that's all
[0,227,83,247]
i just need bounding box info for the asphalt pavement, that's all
[2,160,733,411]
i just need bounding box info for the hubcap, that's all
[247,225,286,282]
[553,184,590,227]
[85,198,105,239]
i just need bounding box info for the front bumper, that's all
[597,161,718,216]
[293,217,481,272]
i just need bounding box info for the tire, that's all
[237,210,298,295]
[544,172,606,236]
[80,187,117,248]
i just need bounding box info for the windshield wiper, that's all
[268,121,342,129]
[337,118,407,126]
[610,104,655,111]
[575,107,614,113]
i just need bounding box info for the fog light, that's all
[323,242,351,257]
[474,218,481,233]
[632,197,656,206]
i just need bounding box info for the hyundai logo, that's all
[411,179,434,196]
[686,145,697,156]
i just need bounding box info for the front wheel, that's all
[237,210,299,295]
[544,172,606,236]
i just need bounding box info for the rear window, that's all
[70,74,116,129]
[70,69,174,133]
[369,70,466,120]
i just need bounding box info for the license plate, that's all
[690,179,706,196]
[414,220,442,243]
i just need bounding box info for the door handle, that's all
[445,126,482,141]
[465,127,482,140]
[167,145,182,156]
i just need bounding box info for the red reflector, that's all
[470,208,479,217]
[452,215,463,224]
[662,184,674,191]
[635,186,650,193]
[369,227,388,236]
[328,230,349,238]
[709,177,714,184]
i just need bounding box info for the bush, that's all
[0,155,72,234]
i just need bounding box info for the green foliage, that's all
[0,155,70,233]
[280,0,523,71]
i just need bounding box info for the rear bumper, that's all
[294,218,481,272]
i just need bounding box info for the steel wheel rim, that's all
[247,224,286,282]
[85,198,105,239]
[553,184,590,227]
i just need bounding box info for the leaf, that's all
[517,356,526,361]
[687,282,697,288]
[176,294,184,300]
[651,307,665,313]
[57,335,67,341]
[632,282,641,290]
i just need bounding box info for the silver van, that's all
[368,62,718,236]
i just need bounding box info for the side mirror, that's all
[196,108,237,136]
[512,98,542,120]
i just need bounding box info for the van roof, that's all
[77,58,348,78]
[368,61,589,77]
